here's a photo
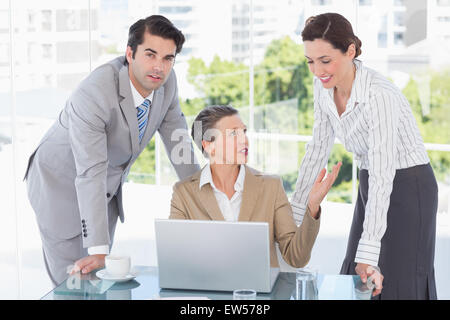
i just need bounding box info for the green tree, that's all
[257,37,312,105]
[187,56,249,109]
[255,36,314,135]
[128,137,156,184]
[402,69,450,180]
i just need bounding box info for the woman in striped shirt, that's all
[291,13,438,299]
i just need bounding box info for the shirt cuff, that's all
[290,201,307,226]
[88,245,110,255]
[354,239,381,267]
[307,204,321,220]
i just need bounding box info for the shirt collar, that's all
[350,59,365,104]
[129,79,154,108]
[324,59,369,107]
[199,163,246,193]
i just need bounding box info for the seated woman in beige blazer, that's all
[170,105,341,268]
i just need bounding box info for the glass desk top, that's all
[41,266,372,300]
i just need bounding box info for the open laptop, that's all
[154,219,280,293]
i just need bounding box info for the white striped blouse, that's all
[290,59,429,267]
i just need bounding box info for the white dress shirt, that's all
[199,163,246,222]
[87,81,154,256]
[290,59,429,267]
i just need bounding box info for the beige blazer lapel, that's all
[118,65,140,156]
[238,165,263,222]
[191,171,225,221]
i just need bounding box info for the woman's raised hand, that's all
[307,162,342,217]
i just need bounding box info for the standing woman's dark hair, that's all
[125,15,185,65]
[301,13,362,58]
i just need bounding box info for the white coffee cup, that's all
[105,255,131,277]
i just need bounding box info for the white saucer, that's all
[96,269,136,283]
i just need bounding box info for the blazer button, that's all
[106,193,111,198]
[83,233,88,238]
[83,228,87,233]
[82,219,85,223]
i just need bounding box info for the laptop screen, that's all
[155,219,277,292]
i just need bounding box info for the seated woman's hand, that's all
[307,162,342,218]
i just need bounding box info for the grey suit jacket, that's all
[25,56,200,247]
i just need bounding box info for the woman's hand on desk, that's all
[307,162,342,218]
[356,263,384,296]
[70,254,107,275]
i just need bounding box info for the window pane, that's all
[437,0,450,6]
[358,1,450,145]
[247,139,307,198]
[359,0,372,5]
[254,37,313,136]
[13,0,91,299]
[8,0,449,300]
[327,144,353,204]
[393,31,404,45]
[311,0,332,5]
[394,11,405,26]
[0,1,19,300]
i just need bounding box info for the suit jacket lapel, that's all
[238,165,263,222]
[118,65,139,156]
[191,170,225,221]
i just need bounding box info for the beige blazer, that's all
[170,165,321,268]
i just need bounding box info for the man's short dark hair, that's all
[125,15,185,65]
[191,105,239,157]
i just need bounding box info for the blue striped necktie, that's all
[137,99,151,143]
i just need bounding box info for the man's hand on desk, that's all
[69,254,107,275]
[307,162,342,219]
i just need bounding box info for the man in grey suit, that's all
[24,15,200,286]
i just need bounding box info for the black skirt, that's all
[340,163,438,300]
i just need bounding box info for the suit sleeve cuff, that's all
[88,245,110,255]
[303,205,321,227]
[354,239,381,267]
[290,201,306,226]
[307,204,321,220]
